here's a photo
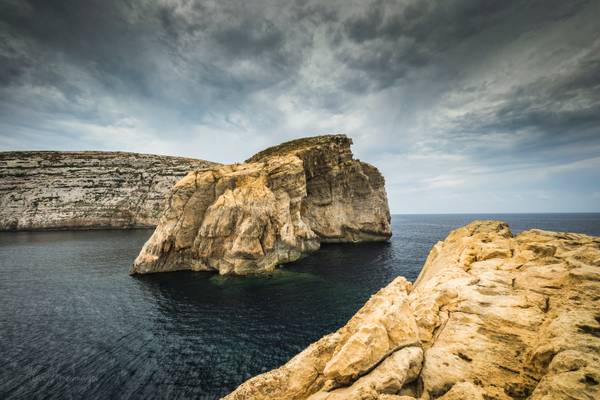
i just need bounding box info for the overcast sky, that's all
[1,0,599,213]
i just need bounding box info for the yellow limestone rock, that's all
[308,347,423,400]
[225,220,600,399]
[224,277,417,400]
[321,279,419,386]
[132,157,319,274]
[131,135,391,275]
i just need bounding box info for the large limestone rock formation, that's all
[246,135,391,243]
[225,221,600,400]
[0,151,215,230]
[131,134,391,275]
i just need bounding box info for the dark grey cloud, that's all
[431,33,600,169]
[0,0,599,212]
[333,0,595,91]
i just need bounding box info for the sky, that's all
[1,0,599,213]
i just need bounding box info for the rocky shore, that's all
[131,134,391,275]
[0,151,214,230]
[225,220,600,400]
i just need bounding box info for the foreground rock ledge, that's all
[131,135,391,275]
[225,221,600,400]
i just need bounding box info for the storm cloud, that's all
[1,0,599,212]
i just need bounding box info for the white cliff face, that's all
[0,151,215,230]
[225,220,600,400]
[131,134,392,275]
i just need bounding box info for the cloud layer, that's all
[1,0,599,212]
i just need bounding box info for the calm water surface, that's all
[1,214,599,399]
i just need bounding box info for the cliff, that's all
[131,134,391,275]
[225,221,600,400]
[0,151,215,230]
[247,135,391,243]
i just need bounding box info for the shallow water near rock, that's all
[1,214,599,399]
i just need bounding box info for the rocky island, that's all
[0,151,215,230]
[131,134,391,275]
[225,220,600,400]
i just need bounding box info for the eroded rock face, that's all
[0,151,215,230]
[247,135,391,242]
[131,135,392,275]
[225,220,600,400]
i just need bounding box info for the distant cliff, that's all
[131,134,392,275]
[0,151,215,230]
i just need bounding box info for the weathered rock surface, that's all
[247,135,391,243]
[0,151,215,230]
[225,220,600,400]
[131,134,391,275]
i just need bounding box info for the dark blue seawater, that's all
[1,214,599,399]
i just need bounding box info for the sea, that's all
[1,214,599,399]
